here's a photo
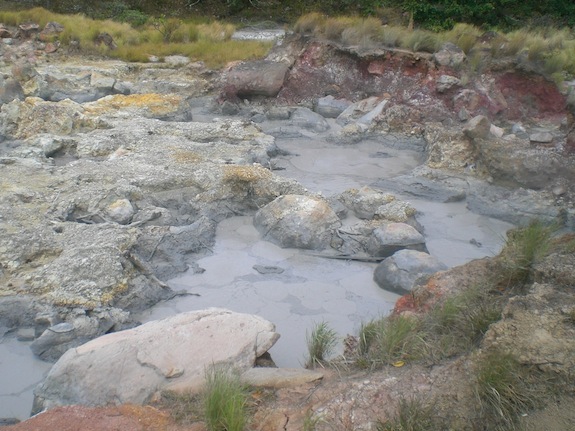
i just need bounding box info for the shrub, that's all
[306,321,338,367]
[203,366,249,431]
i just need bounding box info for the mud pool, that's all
[0,127,513,421]
[135,132,514,367]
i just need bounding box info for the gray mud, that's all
[135,130,513,367]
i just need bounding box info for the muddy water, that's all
[0,338,52,421]
[136,132,514,367]
[0,127,512,420]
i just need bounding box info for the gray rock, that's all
[266,106,291,120]
[338,187,395,219]
[164,55,190,66]
[103,198,135,224]
[434,42,466,67]
[226,60,288,97]
[315,95,352,118]
[254,194,341,250]
[290,107,330,132]
[0,77,24,105]
[336,96,384,126]
[32,309,279,413]
[463,115,491,140]
[241,368,323,388]
[436,75,461,93]
[529,132,553,143]
[16,327,35,341]
[367,223,427,258]
[253,264,285,274]
[373,250,447,294]
[90,72,116,92]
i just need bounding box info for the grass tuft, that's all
[496,220,557,290]
[376,397,443,431]
[203,366,250,431]
[474,351,540,431]
[358,315,423,368]
[400,29,440,53]
[294,12,325,34]
[306,321,338,368]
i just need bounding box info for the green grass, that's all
[423,284,504,361]
[203,367,250,431]
[0,7,271,68]
[306,321,338,368]
[358,315,424,368]
[376,397,443,431]
[496,220,558,291]
[474,351,540,431]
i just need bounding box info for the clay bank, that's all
[0,25,574,429]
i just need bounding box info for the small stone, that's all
[49,322,75,333]
[104,199,135,225]
[253,265,284,274]
[17,327,36,341]
[529,132,553,143]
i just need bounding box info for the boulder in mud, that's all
[32,308,279,413]
[254,194,341,250]
[290,107,330,132]
[338,187,396,219]
[315,95,352,118]
[374,250,447,294]
[367,222,427,258]
[226,60,288,97]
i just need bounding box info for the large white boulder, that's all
[33,308,279,413]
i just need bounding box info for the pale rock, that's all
[315,95,352,118]
[367,222,427,258]
[436,75,461,93]
[241,368,323,389]
[290,107,330,132]
[463,115,491,140]
[254,194,341,250]
[490,124,504,138]
[338,187,395,219]
[374,250,447,294]
[529,132,553,143]
[32,309,280,412]
[104,198,135,225]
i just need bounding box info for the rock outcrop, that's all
[32,309,279,413]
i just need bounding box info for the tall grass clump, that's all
[294,12,325,35]
[400,29,440,53]
[306,321,338,368]
[203,366,250,431]
[358,315,423,368]
[321,16,361,41]
[340,17,383,47]
[474,351,539,431]
[381,26,406,48]
[496,219,557,290]
[376,397,443,431]
[423,284,504,361]
[443,23,481,54]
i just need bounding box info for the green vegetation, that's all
[496,220,558,291]
[358,315,424,368]
[0,7,272,68]
[203,366,250,431]
[305,321,338,368]
[376,397,444,431]
[474,351,540,430]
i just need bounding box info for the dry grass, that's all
[0,7,270,67]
